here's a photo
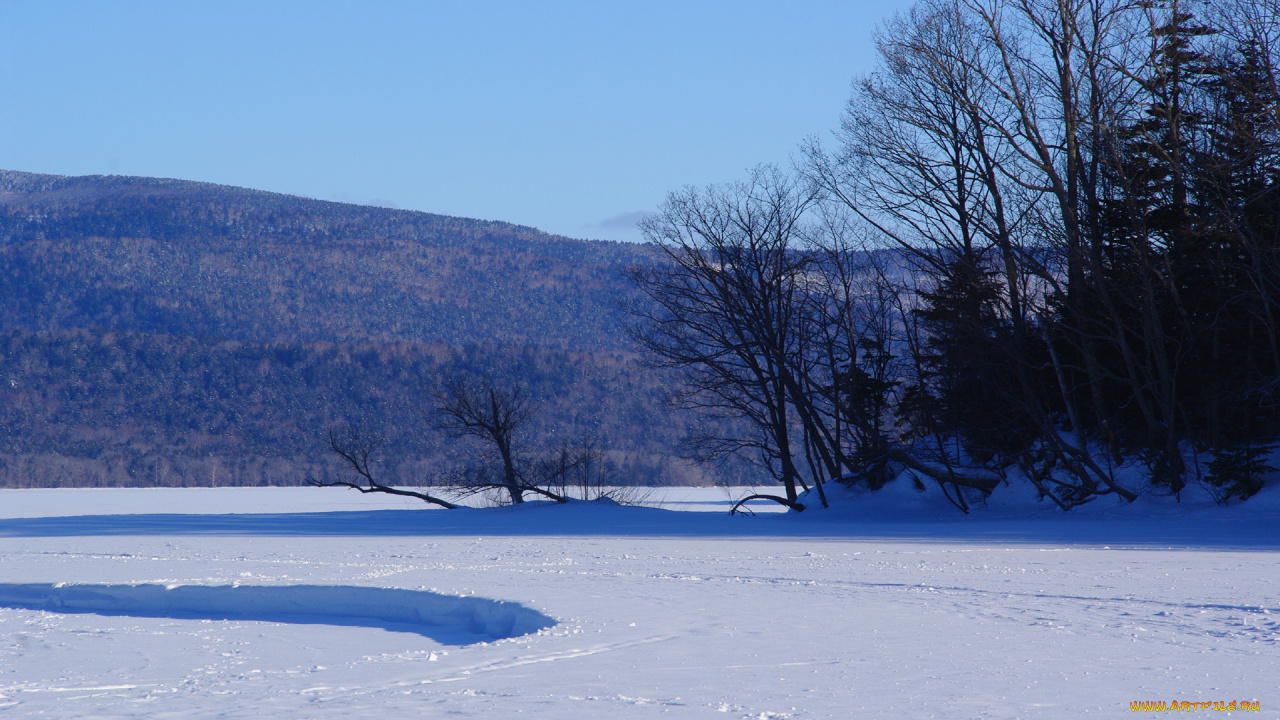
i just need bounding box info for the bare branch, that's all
[308,425,459,510]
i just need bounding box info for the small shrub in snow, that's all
[1204,445,1274,504]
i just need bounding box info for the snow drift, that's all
[0,582,555,643]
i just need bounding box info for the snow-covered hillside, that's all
[0,485,1276,718]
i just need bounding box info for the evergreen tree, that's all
[912,256,1035,459]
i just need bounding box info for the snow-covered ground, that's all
[1,482,1277,718]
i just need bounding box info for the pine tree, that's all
[911,256,1034,460]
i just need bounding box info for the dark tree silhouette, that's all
[628,166,823,509]
[431,373,569,505]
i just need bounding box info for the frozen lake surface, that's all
[0,483,1276,718]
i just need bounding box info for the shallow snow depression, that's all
[0,582,554,643]
[0,485,1277,719]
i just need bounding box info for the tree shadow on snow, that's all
[0,582,555,645]
[1,504,1278,548]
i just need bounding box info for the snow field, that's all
[0,487,1277,718]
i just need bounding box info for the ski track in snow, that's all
[0,486,1277,718]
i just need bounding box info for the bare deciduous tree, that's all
[431,372,569,505]
[629,165,822,510]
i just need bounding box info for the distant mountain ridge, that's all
[0,169,622,258]
[0,170,722,488]
[0,169,650,348]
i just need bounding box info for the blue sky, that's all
[0,1,907,242]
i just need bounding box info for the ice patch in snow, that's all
[0,582,554,644]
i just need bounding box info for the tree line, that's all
[0,329,725,488]
[629,0,1279,510]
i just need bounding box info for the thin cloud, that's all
[596,210,652,230]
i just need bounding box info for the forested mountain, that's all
[0,170,648,348]
[0,170,713,488]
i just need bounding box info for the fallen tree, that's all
[306,425,460,509]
